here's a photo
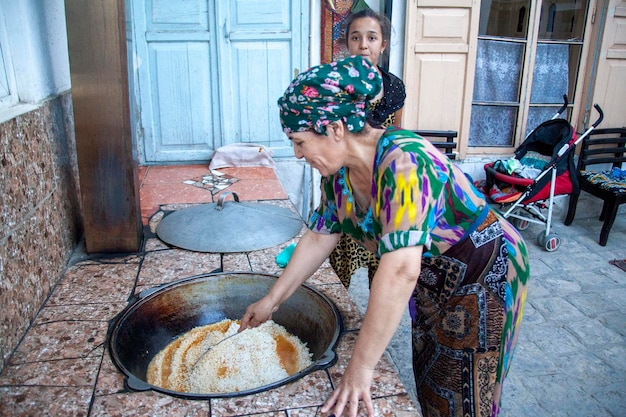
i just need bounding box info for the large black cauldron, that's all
[108,272,343,399]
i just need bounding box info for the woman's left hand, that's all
[320,360,375,417]
[321,246,422,416]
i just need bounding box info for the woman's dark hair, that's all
[342,9,392,45]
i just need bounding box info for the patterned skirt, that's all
[411,210,529,417]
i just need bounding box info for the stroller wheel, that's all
[537,231,561,252]
[513,218,530,231]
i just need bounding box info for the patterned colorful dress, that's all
[309,128,530,417]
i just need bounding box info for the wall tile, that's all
[0,94,82,372]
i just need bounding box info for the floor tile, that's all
[137,165,148,186]
[0,356,100,387]
[139,166,289,225]
[142,164,210,184]
[95,349,126,396]
[136,249,221,288]
[46,261,139,306]
[218,167,280,180]
[9,321,107,364]
[317,283,363,332]
[34,303,128,324]
[140,181,216,206]
[283,407,320,416]
[247,243,292,275]
[221,253,252,271]
[0,386,94,417]
[210,371,332,416]
[369,395,421,416]
[224,179,287,201]
[90,391,210,417]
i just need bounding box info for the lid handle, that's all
[216,191,240,211]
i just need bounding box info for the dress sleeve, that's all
[374,141,450,255]
[308,175,343,235]
[384,72,406,113]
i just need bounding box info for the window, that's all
[470,0,590,147]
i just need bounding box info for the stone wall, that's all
[0,93,82,372]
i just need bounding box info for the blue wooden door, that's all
[130,0,307,163]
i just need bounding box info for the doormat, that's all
[609,259,626,273]
[183,170,239,196]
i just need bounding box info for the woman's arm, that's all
[322,244,422,416]
[239,230,341,330]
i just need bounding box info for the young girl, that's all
[345,9,405,127]
[330,9,406,289]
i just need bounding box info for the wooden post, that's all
[65,0,142,253]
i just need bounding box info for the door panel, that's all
[217,0,303,158]
[147,42,216,158]
[227,43,293,149]
[403,0,478,159]
[134,0,218,162]
[589,0,626,128]
[228,0,290,35]
[411,54,467,133]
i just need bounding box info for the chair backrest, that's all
[577,127,626,172]
[410,130,458,159]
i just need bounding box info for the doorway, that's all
[128,0,309,164]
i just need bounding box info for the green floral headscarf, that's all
[278,56,382,135]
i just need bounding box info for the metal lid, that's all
[155,192,303,253]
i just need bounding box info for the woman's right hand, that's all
[238,296,279,331]
[238,231,340,333]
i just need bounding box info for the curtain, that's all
[470,40,569,146]
[526,43,570,134]
[470,39,523,146]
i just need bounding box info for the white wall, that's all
[388,0,406,78]
[0,0,70,121]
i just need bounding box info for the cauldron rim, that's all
[107,271,344,399]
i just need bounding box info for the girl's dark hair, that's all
[342,9,392,45]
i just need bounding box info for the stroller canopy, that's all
[515,118,574,175]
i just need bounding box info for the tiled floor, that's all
[5,164,624,417]
[0,165,420,417]
[138,165,289,225]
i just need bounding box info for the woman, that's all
[330,9,406,289]
[239,56,529,417]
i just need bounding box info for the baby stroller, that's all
[483,97,604,251]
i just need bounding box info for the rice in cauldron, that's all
[146,319,313,393]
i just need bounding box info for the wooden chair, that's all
[412,129,458,159]
[564,127,626,246]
